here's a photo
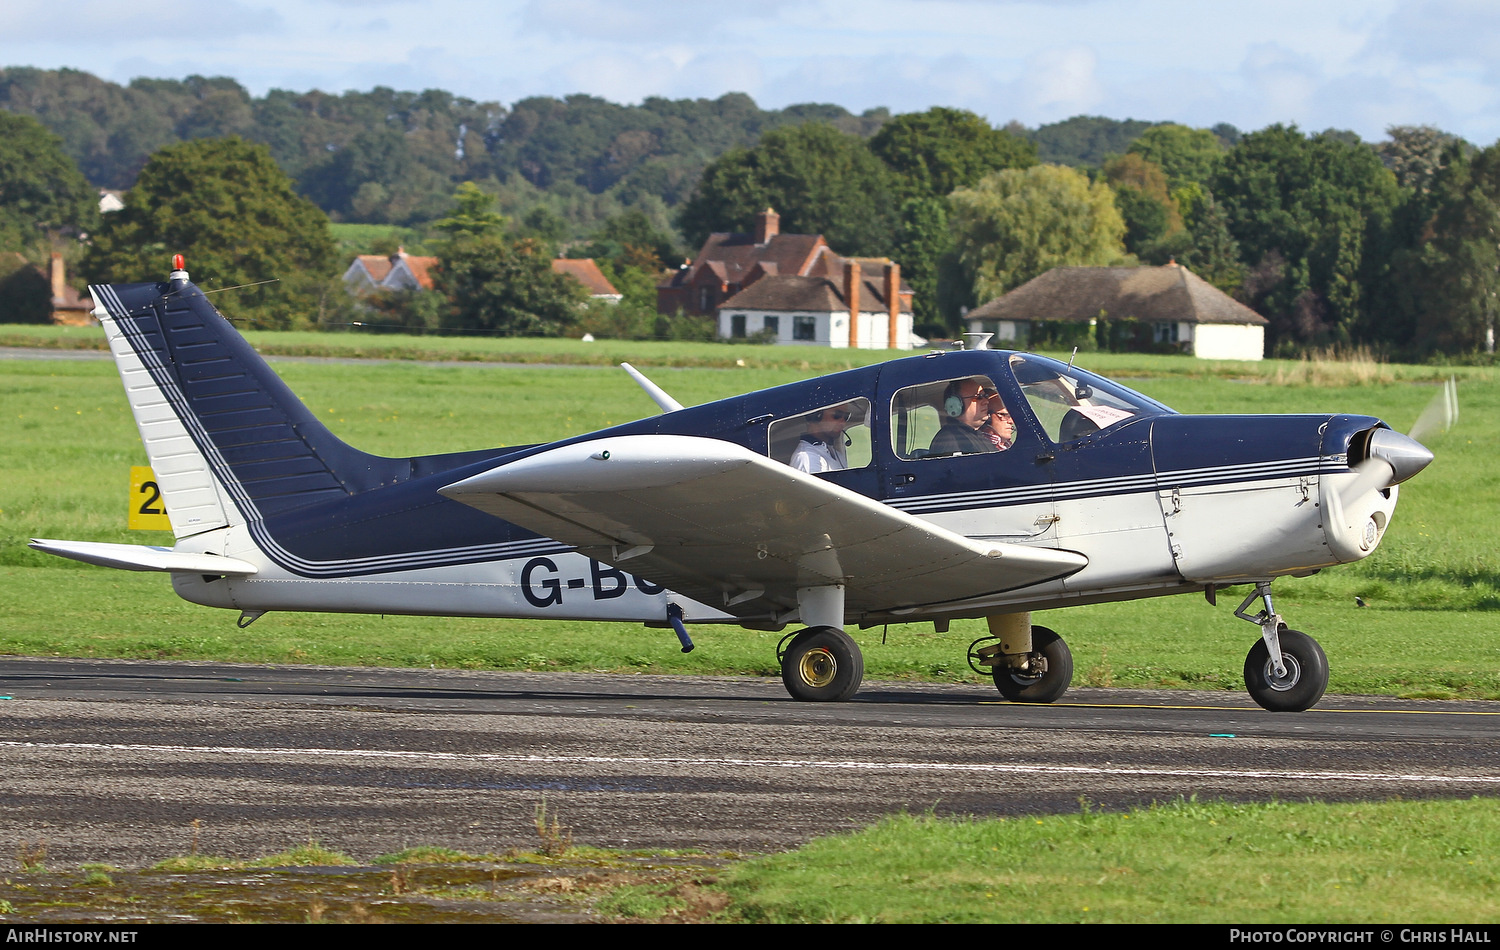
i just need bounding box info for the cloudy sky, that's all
[3,0,1497,144]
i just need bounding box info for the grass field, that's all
[2,329,1497,698]
[604,798,1500,923]
[4,330,1498,922]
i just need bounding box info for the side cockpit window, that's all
[768,399,872,474]
[890,376,1015,460]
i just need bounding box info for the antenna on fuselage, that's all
[1065,346,1078,372]
[621,362,684,414]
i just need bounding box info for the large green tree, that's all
[890,197,956,331]
[1126,123,1225,191]
[676,123,897,255]
[1381,143,1500,354]
[1026,115,1160,166]
[430,184,585,336]
[1212,125,1402,346]
[868,107,1036,202]
[82,136,337,329]
[1101,153,1184,263]
[0,112,97,253]
[948,164,1126,303]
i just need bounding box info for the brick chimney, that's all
[884,261,901,349]
[844,259,861,349]
[754,208,779,245]
[49,253,67,303]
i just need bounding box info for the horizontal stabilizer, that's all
[29,539,259,575]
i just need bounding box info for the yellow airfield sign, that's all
[129,466,172,531]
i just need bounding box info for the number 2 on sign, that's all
[129,466,172,531]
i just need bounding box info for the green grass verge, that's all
[3,323,1490,377]
[2,341,1496,698]
[601,798,1500,923]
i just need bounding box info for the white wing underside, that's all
[440,435,1086,620]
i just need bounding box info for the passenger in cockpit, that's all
[929,378,998,456]
[982,391,1015,451]
[791,403,854,473]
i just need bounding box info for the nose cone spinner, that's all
[1365,428,1434,486]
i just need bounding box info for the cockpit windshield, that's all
[1009,354,1174,443]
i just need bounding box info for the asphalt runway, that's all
[1,657,1497,868]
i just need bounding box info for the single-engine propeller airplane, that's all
[32,259,1447,711]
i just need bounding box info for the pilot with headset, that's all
[791,403,855,473]
[929,377,1000,456]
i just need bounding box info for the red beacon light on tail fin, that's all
[169,254,189,284]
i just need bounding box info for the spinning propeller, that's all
[1329,377,1455,534]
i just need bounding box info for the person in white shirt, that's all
[791,404,854,473]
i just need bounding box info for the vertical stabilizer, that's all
[91,268,396,540]
[94,281,236,538]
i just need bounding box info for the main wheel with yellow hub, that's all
[778,626,864,702]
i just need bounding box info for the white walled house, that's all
[966,262,1268,361]
[716,259,919,349]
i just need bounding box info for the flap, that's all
[439,435,1085,620]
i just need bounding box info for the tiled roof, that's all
[551,258,620,297]
[355,255,394,283]
[401,255,438,291]
[719,274,913,313]
[662,232,827,289]
[347,251,439,291]
[967,264,1267,326]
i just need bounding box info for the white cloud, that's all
[5,0,1500,144]
[520,0,792,42]
[1367,0,1500,66]
[1015,47,1103,118]
[0,0,282,41]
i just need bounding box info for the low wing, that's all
[439,435,1085,621]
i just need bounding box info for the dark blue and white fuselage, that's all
[32,269,1435,710]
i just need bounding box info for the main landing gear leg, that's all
[777,585,864,702]
[969,612,1074,703]
[1234,582,1329,712]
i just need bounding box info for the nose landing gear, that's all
[1235,583,1329,711]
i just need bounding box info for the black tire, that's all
[1244,628,1328,712]
[780,627,864,702]
[992,625,1072,703]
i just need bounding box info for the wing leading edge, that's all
[439,435,1086,621]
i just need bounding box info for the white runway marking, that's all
[5,740,1499,786]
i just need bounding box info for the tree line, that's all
[1,66,1497,357]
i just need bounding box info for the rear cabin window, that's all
[767,398,872,473]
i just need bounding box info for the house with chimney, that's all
[342,248,439,294]
[657,209,834,316]
[661,208,918,348]
[718,258,918,349]
[0,253,93,325]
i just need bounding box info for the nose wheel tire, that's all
[780,626,864,702]
[1243,628,1328,712]
[992,626,1072,703]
